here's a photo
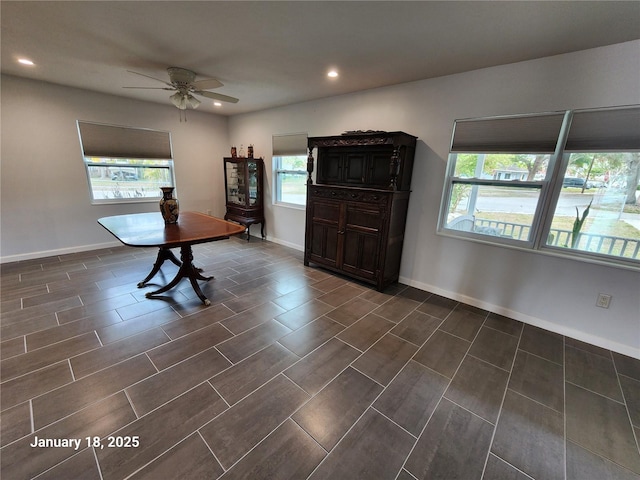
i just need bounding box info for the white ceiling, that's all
[2,1,639,116]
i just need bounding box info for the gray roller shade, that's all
[78,121,172,159]
[564,106,640,152]
[273,133,308,156]
[451,113,565,154]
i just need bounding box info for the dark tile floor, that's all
[1,237,639,480]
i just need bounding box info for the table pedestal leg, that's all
[145,245,213,305]
[137,248,182,287]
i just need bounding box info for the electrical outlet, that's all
[596,293,611,309]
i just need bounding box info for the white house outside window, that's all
[77,121,176,204]
[439,106,640,269]
[272,133,308,207]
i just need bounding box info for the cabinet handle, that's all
[372,195,380,200]
[331,191,337,196]
[350,193,357,198]
[338,230,345,235]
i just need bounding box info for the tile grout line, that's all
[370,405,419,439]
[199,374,316,474]
[120,433,195,479]
[93,446,105,480]
[7,353,159,444]
[29,399,35,434]
[564,379,627,406]
[293,298,442,480]
[563,335,568,480]
[144,352,160,373]
[517,345,565,367]
[207,379,232,409]
[68,358,76,381]
[479,315,524,480]
[197,430,227,474]
[395,355,466,474]
[611,350,640,456]
[123,388,140,419]
[27,380,223,477]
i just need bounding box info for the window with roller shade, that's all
[77,121,176,204]
[272,133,308,207]
[439,106,640,268]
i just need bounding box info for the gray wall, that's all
[1,41,639,356]
[228,41,640,357]
[1,76,229,258]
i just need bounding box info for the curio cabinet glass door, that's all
[223,157,265,241]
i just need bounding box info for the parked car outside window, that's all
[111,169,139,181]
[562,177,590,188]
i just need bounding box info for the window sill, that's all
[90,197,161,206]
[437,228,640,272]
[273,201,306,211]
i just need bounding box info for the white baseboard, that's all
[1,241,122,264]
[260,235,304,252]
[399,275,639,360]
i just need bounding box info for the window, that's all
[439,106,640,268]
[77,121,175,204]
[272,133,308,207]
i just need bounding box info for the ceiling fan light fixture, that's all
[170,92,183,108]
[186,94,201,109]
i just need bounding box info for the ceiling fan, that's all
[125,67,239,117]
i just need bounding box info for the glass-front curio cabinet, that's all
[223,157,265,240]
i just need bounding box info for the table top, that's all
[98,211,246,248]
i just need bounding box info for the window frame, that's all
[438,107,640,270]
[272,133,308,208]
[273,155,308,208]
[81,157,176,205]
[77,121,176,205]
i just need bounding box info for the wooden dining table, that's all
[98,211,246,305]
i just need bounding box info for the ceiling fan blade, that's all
[192,78,223,90]
[127,70,173,87]
[123,86,175,90]
[195,90,239,104]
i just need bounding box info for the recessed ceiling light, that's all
[18,58,35,66]
[213,101,222,107]
[327,70,339,78]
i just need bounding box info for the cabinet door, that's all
[341,203,384,279]
[318,151,342,184]
[225,160,245,205]
[367,150,393,187]
[344,153,367,184]
[307,199,342,268]
[247,160,261,206]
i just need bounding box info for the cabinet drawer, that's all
[345,205,383,231]
[309,200,340,223]
[309,186,390,205]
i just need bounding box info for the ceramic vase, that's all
[159,187,179,224]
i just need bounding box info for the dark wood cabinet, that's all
[224,157,265,241]
[304,131,417,290]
